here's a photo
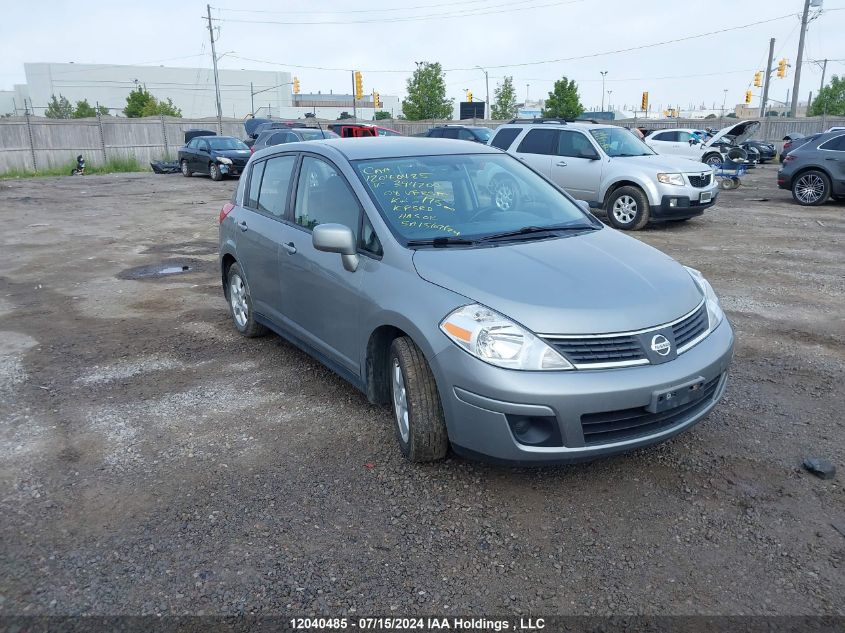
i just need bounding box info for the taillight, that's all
[783,155,796,163]
[219,202,235,224]
[783,142,792,150]
[250,146,255,154]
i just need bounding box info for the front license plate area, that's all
[647,376,706,414]
[700,191,712,203]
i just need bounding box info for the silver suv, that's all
[219,137,734,465]
[489,119,720,230]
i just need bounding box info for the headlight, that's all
[657,173,685,186]
[685,267,724,331]
[440,304,573,371]
[217,157,233,165]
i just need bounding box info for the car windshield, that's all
[472,128,493,142]
[297,129,337,140]
[352,154,597,244]
[589,128,654,157]
[207,137,249,150]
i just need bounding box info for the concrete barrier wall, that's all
[2,115,844,173]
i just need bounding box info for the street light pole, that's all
[600,71,608,111]
[606,90,613,113]
[475,66,490,120]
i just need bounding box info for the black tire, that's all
[791,170,831,206]
[703,153,723,168]
[181,160,192,177]
[225,262,267,338]
[388,336,449,462]
[605,185,650,231]
[490,175,520,212]
[209,162,224,181]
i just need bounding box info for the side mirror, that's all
[312,223,359,272]
[578,148,600,160]
[576,200,590,213]
[689,138,700,145]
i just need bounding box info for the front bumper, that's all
[431,320,735,464]
[652,193,718,219]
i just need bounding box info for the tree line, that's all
[43,86,182,119]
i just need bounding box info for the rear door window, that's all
[490,127,520,150]
[820,135,845,151]
[428,128,443,138]
[516,129,557,155]
[442,129,460,139]
[269,132,291,145]
[256,155,297,218]
[653,131,678,142]
[457,129,475,141]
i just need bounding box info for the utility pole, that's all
[600,71,608,111]
[250,82,254,116]
[819,58,828,129]
[475,66,489,120]
[790,0,811,117]
[351,71,357,120]
[206,4,223,133]
[760,38,775,119]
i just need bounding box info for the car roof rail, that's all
[570,118,601,124]
[506,117,567,125]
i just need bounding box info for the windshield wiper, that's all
[479,224,597,242]
[406,236,476,247]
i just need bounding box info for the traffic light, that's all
[777,59,788,78]
[641,91,649,111]
[753,71,762,88]
[467,90,473,103]
[373,91,381,108]
[745,90,752,105]
[354,71,364,100]
[293,77,300,94]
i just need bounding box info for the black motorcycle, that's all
[71,155,85,176]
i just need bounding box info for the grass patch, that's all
[0,156,147,179]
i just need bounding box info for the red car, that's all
[328,123,402,138]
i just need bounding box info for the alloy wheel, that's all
[229,273,248,328]
[795,174,825,204]
[392,359,410,443]
[612,195,637,224]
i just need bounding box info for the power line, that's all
[215,0,496,15]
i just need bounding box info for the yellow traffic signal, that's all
[641,91,649,111]
[467,90,473,103]
[354,71,364,100]
[753,71,762,87]
[777,59,787,78]
[373,91,381,108]
[745,90,752,105]
[293,77,300,94]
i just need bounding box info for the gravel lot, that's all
[0,164,843,617]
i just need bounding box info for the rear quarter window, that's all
[490,127,520,150]
[516,129,557,155]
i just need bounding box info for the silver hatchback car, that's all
[218,137,734,464]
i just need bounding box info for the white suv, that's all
[489,119,720,230]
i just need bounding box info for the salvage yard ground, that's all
[0,166,843,615]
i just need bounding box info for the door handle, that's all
[824,157,838,161]
[556,160,568,167]
[283,241,297,254]
[237,221,248,232]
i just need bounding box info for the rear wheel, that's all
[792,170,830,206]
[389,337,449,462]
[181,160,192,177]
[210,162,224,181]
[226,263,267,338]
[605,186,650,231]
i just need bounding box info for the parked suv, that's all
[423,125,493,143]
[218,137,734,464]
[488,119,719,230]
[777,130,845,205]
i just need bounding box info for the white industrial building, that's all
[0,62,399,120]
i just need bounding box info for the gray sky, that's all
[2,0,843,111]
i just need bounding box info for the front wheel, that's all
[605,186,650,231]
[792,170,830,206]
[389,337,449,462]
[209,162,224,181]
[181,160,192,177]
[703,153,723,168]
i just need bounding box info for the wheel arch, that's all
[364,324,410,404]
[789,165,834,188]
[220,252,237,298]
[602,179,652,207]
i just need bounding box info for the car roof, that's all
[496,121,616,132]
[254,137,501,161]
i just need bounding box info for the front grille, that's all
[688,174,712,188]
[672,304,708,350]
[548,335,645,366]
[581,375,721,445]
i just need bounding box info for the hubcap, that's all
[795,174,825,204]
[493,181,515,211]
[391,359,409,443]
[707,155,722,168]
[229,273,248,328]
[612,195,638,224]
[211,165,219,178]
[181,161,188,174]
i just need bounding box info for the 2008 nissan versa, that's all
[219,137,734,464]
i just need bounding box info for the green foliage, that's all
[809,75,845,116]
[124,86,182,118]
[97,104,110,116]
[402,62,453,120]
[0,156,145,179]
[338,111,353,120]
[72,99,97,118]
[45,94,73,119]
[704,113,717,119]
[725,112,738,119]
[374,111,392,120]
[491,76,518,120]
[542,77,584,120]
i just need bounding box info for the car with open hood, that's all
[645,120,761,167]
[218,137,734,464]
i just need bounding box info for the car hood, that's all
[614,153,712,171]
[244,117,272,138]
[706,120,760,147]
[412,228,703,335]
